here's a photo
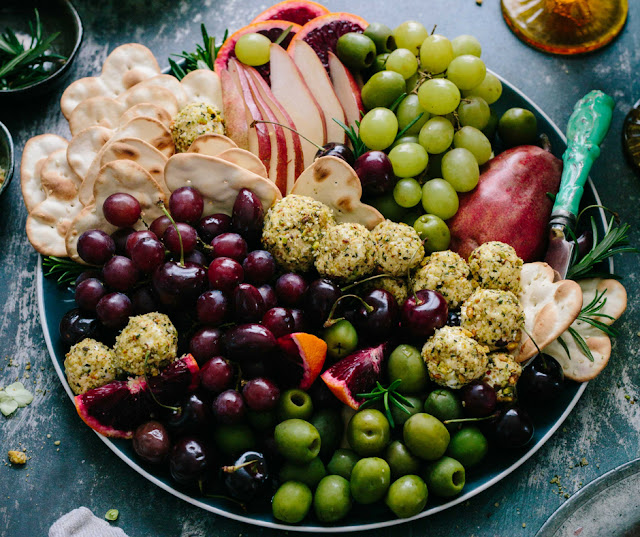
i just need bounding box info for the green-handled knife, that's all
[544,90,615,278]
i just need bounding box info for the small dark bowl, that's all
[0,122,15,198]
[0,0,83,103]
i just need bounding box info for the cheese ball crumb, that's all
[422,326,489,389]
[64,338,117,395]
[315,223,376,283]
[483,352,522,402]
[8,451,27,465]
[372,220,424,277]
[262,195,335,273]
[461,289,524,350]
[114,312,178,376]
[469,241,523,294]
[413,250,473,309]
[171,102,225,153]
[361,276,408,306]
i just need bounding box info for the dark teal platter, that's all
[37,73,609,532]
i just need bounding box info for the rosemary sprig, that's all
[0,9,67,90]
[357,379,414,428]
[42,256,86,286]
[562,289,619,364]
[567,216,639,280]
[334,118,366,159]
[169,24,228,80]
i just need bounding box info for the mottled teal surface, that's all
[1,1,639,536]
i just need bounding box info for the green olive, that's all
[272,481,312,523]
[364,22,397,54]
[423,456,465,498]
[446,426,488,468]
[498,107,538,147]
[385,475,428,518]
[336,32,377,71]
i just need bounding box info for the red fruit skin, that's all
[251,0,330,26]
[321,343,387,409]
[448,145,562,262]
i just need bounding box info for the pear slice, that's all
[328,51,364,128]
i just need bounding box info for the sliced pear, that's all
[328,51,365,128]
[219,68,250,150]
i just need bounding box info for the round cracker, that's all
[118,84,179,117]
[290,156,384,229]
[125,74,187,109]
[216,148,268,178]
[40,149,82,202]
[180,69,223,110]
[119,103,173,130]
[187,134,237,157]
[21,134,68,212]
[27,194,83,257]
[69,97,126,135]
[67,126,113,181]
[164,152,281,216]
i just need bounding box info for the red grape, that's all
[77,230,115,265]
[208,257,243,293]
[198,214,231,243]
[131,237,165,272]
[210,233,248,262]
[353,150,396,197]
[103,193,141,227]
[231,188,264,244]
[401,289,448,339]
[262,307,295,338]
[200,356,234,394]
[213,389,246,424]
[95,292,132,328]
[257,284,277,310]
[74,278,106,312]
[125,230,157,257]
[189,327,223,365]
[102,255,139,291]
[233,283,266,323]
[196,290,228,326]
[242,250,275,286]
[275,273,308,307]
[133,421,170,464]
[150,215,172,239]
[169,186,204,223]
[461,381,497,418]
[242,378,280,411]
[111,227,136,255]
[163,223,197,254]
[131,286,159,314]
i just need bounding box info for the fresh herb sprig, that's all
[357,379,414,428]
[169,24,228,80]
[559,288,619,363]
[0,9,67,90]
[42,256,86,286]
[567,215,638,280]
[334,118,366,159]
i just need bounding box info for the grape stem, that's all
[443,412,499,425]
[250,120,324,151]
[157,201,185,267]
[323,294,373,328]
[143,352,181,413]
[222,460,257,473]
[341,273,394,292]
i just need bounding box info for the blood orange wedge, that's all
[251,0,330,26]
[288,12,369,70]
[276,332,327,390]
[321,343,386,409]
[214,20,302,83]
[75,354,200,439]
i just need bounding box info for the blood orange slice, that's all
[276,332,327,390]
[288,12,369,70]
[214,20,302,83]
[251,0,330,26]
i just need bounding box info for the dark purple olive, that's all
[353,150,396,197]
[315,142,355,166]
[224,323,276,360]
[231,188,264,244]
[133,420,171,464]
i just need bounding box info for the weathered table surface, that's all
[1,1,639,536]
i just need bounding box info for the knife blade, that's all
[544,90,615,278]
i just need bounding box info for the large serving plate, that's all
[38,72,609,531]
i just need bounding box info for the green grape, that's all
[451,35,482,57]
[393,21,429,55]
[369,194,406,221]
[390,134,419,149]
[393,178,423,208]
[405,72,420,92]
[419,34,454,74]
[453,126,492,165]
[418,117,454,154]
[388,143,429,178]
[457,96,490,130]
[463,72,502,104]
[441,148,480,192]
[413,214,451,252]
[482,108,499,139]
[422,179,459,220]
[386,48,418,79]
[235,33,271,66]
[417,79,461,116]
[446,55,486,91]
[359,107,399,150]
[396,94,429,135]
[361,71,406,110]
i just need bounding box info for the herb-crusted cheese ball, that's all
[372,220,424,277]
[64,338,117,395]
[262,195,335,273]
[483,352,522,403]
[469,241,523,294]
[114,312,178,376]
[461,289,524,350]
[422,326,489,389]
[362,276,408,306]
[171,102,225,152]
[315,223,376,283]
[413,250,473,309]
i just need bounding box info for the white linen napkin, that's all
[49,507,130,537]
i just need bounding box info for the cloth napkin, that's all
[49,507,130,537]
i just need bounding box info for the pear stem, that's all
[250,119,324,151]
